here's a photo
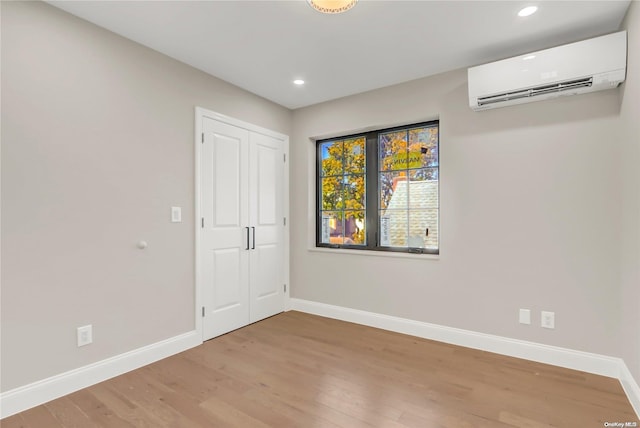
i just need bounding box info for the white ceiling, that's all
[48,0,631,109]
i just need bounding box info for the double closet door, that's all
[200,116,285,341]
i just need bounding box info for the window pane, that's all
[345,211,366,245]
[379,172,409,211]
[409,167,438,182]
[409,126,439,167]
[408,209,438,249]
[377,124,438,251]
[379,131,408,171]
[379,210,437,249]
[408,169,439,209]
[320,141,343,177]
[343,174,365,210]
[321,177,343,210]
[320,211,344,244]
[379,210,407,247]
[344,138,365,174]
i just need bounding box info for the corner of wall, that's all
[618,0,640,387]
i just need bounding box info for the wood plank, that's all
[44,396,98,428]
[18,405,63,428]
[0,413,28,428]
[66,389,136,428]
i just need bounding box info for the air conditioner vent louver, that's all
[477,77,593,107]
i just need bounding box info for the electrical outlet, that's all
[541,311,555,329]
[519,309,531,325]
[77,325,93,347]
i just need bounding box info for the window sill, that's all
[308,247,440,260]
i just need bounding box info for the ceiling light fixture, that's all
[293,79,305,85]
[308,0,357,14]
[518,6,538,17]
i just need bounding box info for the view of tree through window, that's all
[317,121,439,254]
[319,137,366,245]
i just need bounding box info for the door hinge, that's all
[202,306,205,317]
[284,284,287,293]
[283,217,286,226]
[201,133,204,143]
[201,218,204,228]
[283,153,286,162]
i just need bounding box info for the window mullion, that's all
[365,133,378,249]
[316,142,322,246]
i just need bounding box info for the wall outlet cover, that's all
[541,311,555,329]
[77,325,93,347]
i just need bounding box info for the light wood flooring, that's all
[2,311,637,427]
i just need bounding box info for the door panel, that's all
[258,147,277,225]
[202,118,249,341]
[212,249,242,310]
[214,138,241,226]
[249,132,284,323]
[254,244,279,299]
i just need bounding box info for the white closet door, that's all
[249,132,285,323]
[201,118,250,341]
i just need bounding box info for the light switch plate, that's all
[171,206,182,223]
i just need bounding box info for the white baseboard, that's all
[0,330,201,419]
[620,362,640,418]
[289,298,639,418]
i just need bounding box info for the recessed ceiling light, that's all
[293,79,305,85]
[523,55,536,60]
[518,6,538,17]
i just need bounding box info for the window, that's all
[316,121,439,254]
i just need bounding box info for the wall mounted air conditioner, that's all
[468,31,627,111]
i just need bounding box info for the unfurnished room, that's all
[1,0,640,426]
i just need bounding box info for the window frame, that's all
[315,120,439,255]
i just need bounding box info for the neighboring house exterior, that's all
[383,179,438,249]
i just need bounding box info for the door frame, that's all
[194,107,290,341]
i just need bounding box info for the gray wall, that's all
[619,0,640,381]
[291,17,636,368]
[1,1,291,391]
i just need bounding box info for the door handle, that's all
[251,227,256,250]
[245,227,250,250]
